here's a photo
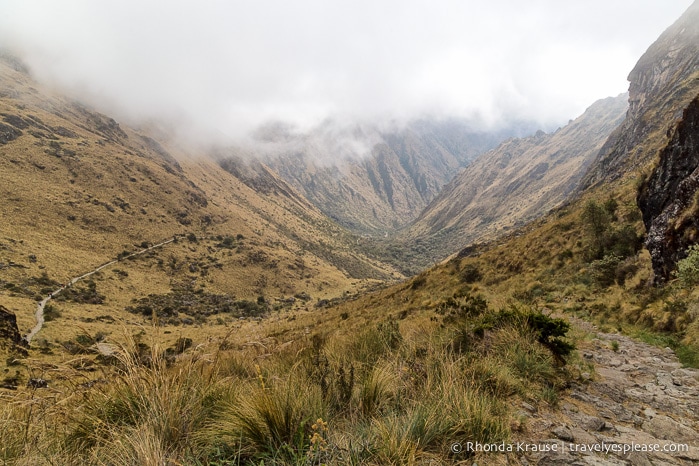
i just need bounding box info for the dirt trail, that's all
[517,318,699,465]
[24,237,176,344]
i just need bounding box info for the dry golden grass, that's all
[1,291,574,465]
[0,58,404,383]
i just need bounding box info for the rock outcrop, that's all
[581,0,699,189]
[0,305,28,352]
[638,95,699,282]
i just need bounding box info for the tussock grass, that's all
[0,296,571,465]
[0,396,31,464]
[57,335,231,465]
[206,374,326,463]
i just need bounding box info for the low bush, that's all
[589,254,622,287]
[676,244,699,288]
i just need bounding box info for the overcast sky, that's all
[0,0,693,141]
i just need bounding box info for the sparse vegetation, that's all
[42,303,61,322]
[581,199,642,262]
[125,281,269,325]
[0,277,576,465]
[55,280,105,305]
[460,263,483,284]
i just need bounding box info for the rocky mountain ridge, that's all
[218,119,537,235]
[638,94,699,282]
[614,0,699,283]
[581,0,699,189]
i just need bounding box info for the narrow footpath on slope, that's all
[24,237,177,344]
[515,317,699,466]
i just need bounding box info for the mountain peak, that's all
[581,0,699,188]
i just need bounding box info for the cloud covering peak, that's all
[0,0,692,142]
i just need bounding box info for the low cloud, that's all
[0,0,692,144]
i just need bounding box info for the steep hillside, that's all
[629,1,699,284]
[219,119,530,235]
[399,94,628,267]
[581,0,699,188]
[0,55,401,353]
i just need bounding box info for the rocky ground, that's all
[519,319,699,465]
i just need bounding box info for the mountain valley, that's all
[0,56,403,351]
[399,94,629,269]
[1,2,699,465]
[234,118,537,235]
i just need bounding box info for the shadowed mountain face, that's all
[586,0,699,283]
[218,120,538,235]
[399,94,629,267]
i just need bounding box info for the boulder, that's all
[0,305,28,350]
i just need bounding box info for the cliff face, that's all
[581,1,699,188]
[638,95,699,282]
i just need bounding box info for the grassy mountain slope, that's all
[395,94,628,269]
[0,55,402,356]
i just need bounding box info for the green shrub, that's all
[43,303,61,322]
[581,200,611,259]
[410,275,427,290]
[216,236,236,249]
[437,293,488,324]
[589,254,622,287]
[603,197,619,217]
[473,307,574,362]
[527,313,575,360]
[581,200,642,261]
[606,225,642,258]
[55,280,105,304]
[676,244,699,288]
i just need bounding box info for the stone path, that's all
[24,236,176,343]
[519,320,699,465]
